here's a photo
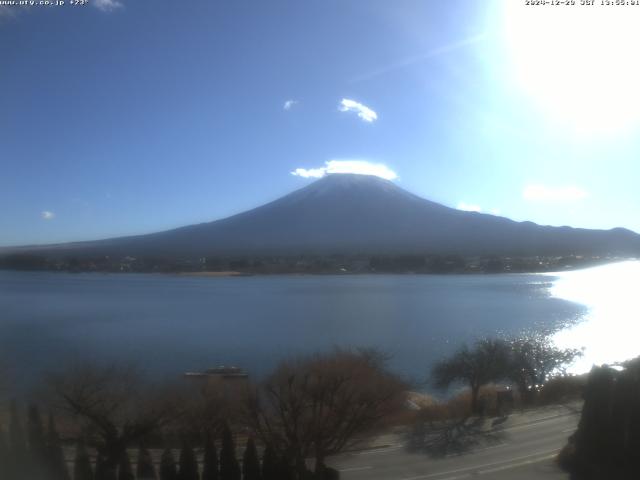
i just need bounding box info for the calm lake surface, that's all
[1,261,637,389]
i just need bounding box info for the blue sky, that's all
[2,0,640,246]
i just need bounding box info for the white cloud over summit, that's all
[292,160,397,180]
[338,99,378,123]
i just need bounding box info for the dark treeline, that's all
[559,357,640,479]
[0,406,297,480]
[0,349,407,480]
[0,403,69,480]
[0,339,585,480]
[0,252,614,275]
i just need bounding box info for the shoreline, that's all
[176,270,252,277]
[0,258,634,277]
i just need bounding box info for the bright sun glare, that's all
[504,2,640,135]
[549,261,640,373]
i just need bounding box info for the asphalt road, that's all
[329,404,580,480]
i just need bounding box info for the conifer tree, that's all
[47,414,71,480]
[95,453,117,480]
[178,441,199,480]
[73,442,94,480]
[137,446,158,480]
[9,401,26,452]
[117,450,135,480]
[95,454,105,480]
[9,400,28,479]
[219,424,240,480]
[242,438,260,480]
[260,445,278,480]
[277,453,293,480]
[27,405,46,456]
[0,422,9,480]
[27,404,48,478]
[160,448,179,480]
[201,434,219,480]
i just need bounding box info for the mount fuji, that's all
[6,174,640,258]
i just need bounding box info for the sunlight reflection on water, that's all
[547,260,640,373]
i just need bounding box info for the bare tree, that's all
[432,339,510,415]
[174,377,242,442]
[507,334,581,404]
[48,363,181,478]
[245,348,407,478]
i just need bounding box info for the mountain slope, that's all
[7,174,640,258]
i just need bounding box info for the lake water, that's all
[0,261,637,389]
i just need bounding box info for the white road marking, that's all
[477,453,557,475]
[445,443,508,458]
[501,412,578,432]
[355,445,405,456]
[399,448,559,480]
[421,475,470,480]
[339,466,373,472]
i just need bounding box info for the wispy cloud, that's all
[0,6,19,19]
[457,202,482,213]
[292,160,397,180]
[338,99,378,123]
[523,185,588,202]
[93,0,123,12]
[283,99,298,111]
[41,211,55,220]
[351,33,486,83]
